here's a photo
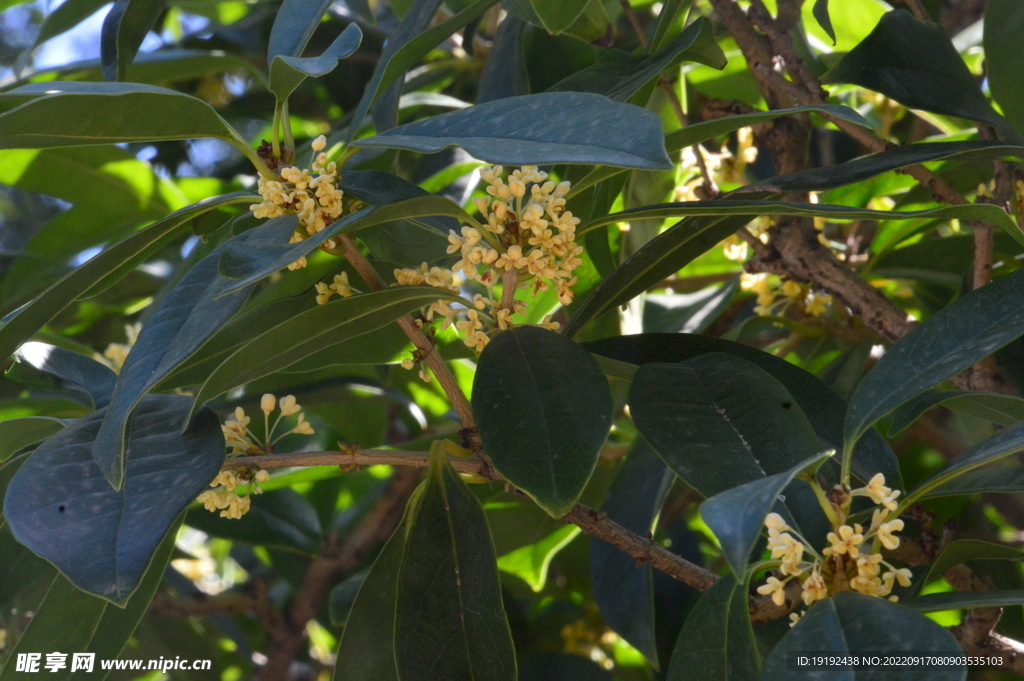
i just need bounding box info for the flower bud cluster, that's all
[249,135,344,270]
[756,473,911,624]
[198,394,315,519]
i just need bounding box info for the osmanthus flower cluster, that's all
[740,272,833,319]
[756,473,911,626]
[197,394,315,519]
[250,135,344,270]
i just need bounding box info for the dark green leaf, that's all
[822,10,1018,140]
[643,281,737,335]
[517,655,612,681]
[186,488,322,554]
[845,266,1024,455]
[701,451,833,576]
[328,570,367,626]
[665,573,759,681]
[478,15,528,103]
[922,465,1024,498]
[0,192,256,362]
[7,342,117,409]
[590,440,674,665]
[32,0,108,48]
[395,449,516,681]
[0,417,65,462]
[813,0,836,43]
[3,394,223,605]
[906,590,1024,612]
[472,326,614,517]
[93,218,294,489]
[548,17,725,102]
[269,24,363,100]
[188,287,464,418]
[529,0,588,34]
[101,0,166,81]
[761,593,963,680]
[267,0,333,66]
[924,539,1024,584]
[984,0,1024,136]
[356,92,673,169]
[585,333,901,489]
[888,389,1024,436]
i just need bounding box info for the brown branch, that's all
[618,0,647,50]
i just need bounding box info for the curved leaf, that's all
[985,0,1024,135]
[922,465,1024,498]
[269,24,363,101]
[101,0,166,82]
[472,326,614,517]
[888,389,1024,436]
[845,266,1024,454]
[906,590,1024,612]
[267,0,334,66]
[0,417,65,462]
[32,0,108,49]
[7,342,116,409]
[3,394,223,605]
[812,0,836,43]
[356,92,673,169]
[924,539,1024,584]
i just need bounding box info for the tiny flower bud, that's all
[261,394,276,414]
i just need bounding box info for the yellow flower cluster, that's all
[250,135,344,270]
[756,473,911,624]
[199,394,315,519]
[94,322,142,373]
[675,127,758,202]
[314,271,358,305]
[740,272,833,318]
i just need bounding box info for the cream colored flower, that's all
[757,576,788,606]
[824,524,863,558]
[876,518,904,550]
[801,569,827,606]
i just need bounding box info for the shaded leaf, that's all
[529,0,589,34]
[267,0,334,66]
[590,440,675,666]
[761,592,963,680]
[888,389,1024,436]
[985,0,1024,135]
[101,0,166,82]
[328,570,368,626]
[3,394,223,605]
[478,15,528,103]
[497,524,580,591]
[356,92,673,169]
[0,417,65,462]
[924,539,1024,584]
[845,266,1024,455]
[472,326,614,517]
[269,24,363,101]
[517,655,612,681]
[186,488,322,554]
[7,342,116,409]
[906,590,1024,612]
[32,0,108,49]
[813,0,836,44]
[643,278,738,334]
[922,465,1024,498]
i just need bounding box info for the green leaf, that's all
[188,287,464,418]
[665,574,759,681]
[328,570,368,626]
[590,440,675,666]
[921,465,1024,498]
[3,394,223,605]
[7,343,117,409]
[924,539,1024,584]
[0,417,65,462]
[517,655,612,680]
[101,0,166,81]
[813,0,836,44]
[822,10,1018,141]
[547,17,725,102]
[267,0,334,66]
[984,0,1024,136]
[529,0,589,34]
[395,449,516,681]
[701,451,833,576]
[32,0,108,48]
[269,24,362,101]
[903,419,1024,506]
[888,389,1024,436]
[761,593,963,680]
[356,92,673,169]
[0,514,182,681]
[0,82,253,155]
[472,326,614,517]
[906,590,1024,612]
[186,488,322,554]
[93,217,295,490]
[496,524,580,591]
[216,197,476,294]
[845,266,1024,455]
[0,192,256,363]
[585,333,902,490]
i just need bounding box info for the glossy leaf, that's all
[3,394,223,605]
[922,465,1024,498]
[0,82,253,152]
[189,287,464,417]
[0,417,65,462]
[269,24,363,100]
[395,450,516,681]
[529,0,588,34]
[472,326,614,517]
[701,451,833,576]
[267,0,334,66]
[585,333,901,489]
[548,17,725,102]
[628,353,825,498]
[590,440,675,665]
[643,279,738,334]
[497,525,580,591]
[186,488,322,554]
[985,0,1024,135]
[906,590,1024,612]
[845,266,1024,454]
[94,217,294,489]
[665,574,759,681]
[7,342,117,409]
[0,192,255,363]
[924,539,1024,584]
[101,0,166,81]
[217,198,475,294]
[822,10,1017,140]
[888,389,1024,436]
[761,593,964,680]
[356,92,673,169]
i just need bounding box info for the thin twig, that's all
[619,0,648,50]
